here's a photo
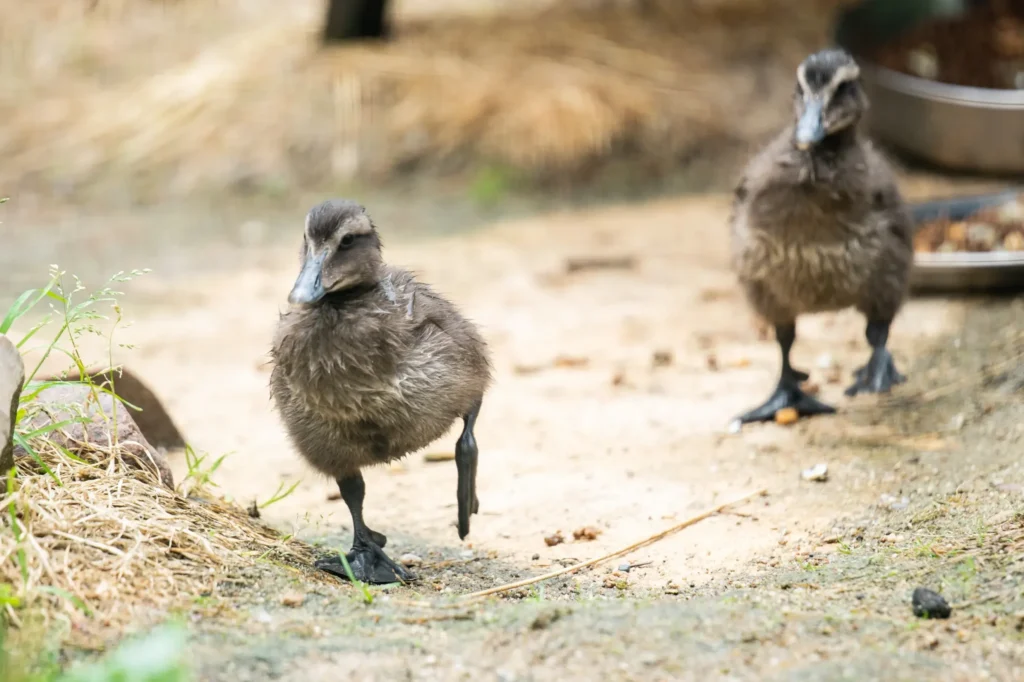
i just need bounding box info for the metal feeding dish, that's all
[835,0,1024,174]
[910,190,1024,293]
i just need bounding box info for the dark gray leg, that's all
[736,323,836,424]
[846,320,906,396]
[314,472,414,584]
[456,399,482,540]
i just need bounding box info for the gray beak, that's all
[288,251,327,305]
[795,98,827,150]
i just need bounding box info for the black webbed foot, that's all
[456,400,482,541]
[736,380,836,424]
[315,541,414,585]
[845,348,905,396]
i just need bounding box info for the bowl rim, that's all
[865,63,1024,109]
[833,2,1024,109]
[914,252,1024,268]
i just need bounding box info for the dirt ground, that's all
[4,171,1022,679]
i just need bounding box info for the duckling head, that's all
[792,49,868,151]
[288,199,383,306]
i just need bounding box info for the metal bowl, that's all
[835,0,1024,175]
[910,190,1024,293]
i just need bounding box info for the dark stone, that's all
[0,335,25,475]
[14,383,173,488]
[912,587,952,619]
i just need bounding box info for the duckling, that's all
[730,49,913,425]
[270,199,491,584]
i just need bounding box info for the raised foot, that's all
[736,381,836,424]
[846,349,906,397]
[315,542,415,585]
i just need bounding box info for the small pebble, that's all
[912,587,952,619]
[400,553,423,567]
[618,563,632,572]
[280,591,305,607]
[816,353,834,369]
[727,419,742,435]
[544,532,565,547]
[651,350,673,368]
[531,553,540,561]
[801,463,829,482]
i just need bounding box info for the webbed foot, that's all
[315,541,414,585]
[846,349,905,396]
[736,380,836,424]
[367,528,387,549]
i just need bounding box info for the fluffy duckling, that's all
[730,49,913,424]
[270,200,491,584]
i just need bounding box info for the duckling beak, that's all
[288,251,327,305]
[795,98,826,150]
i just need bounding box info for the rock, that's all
[280,591,305,607]
[544,531,565,547]
[572,526,602,541]
[38,367,185,451]
[15,383,173,488]
[912,587,952,619]
[399,553,422,567]
[618,563,632,572]
[651,350,673,368]
[0,335,25,475]
[801,463,829,482]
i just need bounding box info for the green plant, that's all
[337,552,374,605]
[467,165,514,208]
[258,479,301,510]
[1,621,190,682]
[177,445,227,497]
[4,267,149,485]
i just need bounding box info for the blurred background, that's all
[0,0,875,288]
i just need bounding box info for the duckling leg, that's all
[455,399,482,540]
[845,320,906,396]
[314,472,414,585]
[736,323,836,424]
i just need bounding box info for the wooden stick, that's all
[458,488,767,601]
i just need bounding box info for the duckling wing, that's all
[864,143,913,249]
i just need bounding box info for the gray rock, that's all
[0,335,25,475]
[912,587,952,619]
[15,382,173,488]
[36,367,185,451]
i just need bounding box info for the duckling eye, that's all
[834,80,855,99]
[340,234,356,249]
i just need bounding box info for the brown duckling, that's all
[270,199,491,584]
[730,48,914,425]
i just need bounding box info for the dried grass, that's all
[0,0,854,195]
[0,431,313,641]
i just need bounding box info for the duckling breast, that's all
[733,191,885,315]
[270,280,490,473]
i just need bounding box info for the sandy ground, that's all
[3,183,1024,680]
[92,193,965,590]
